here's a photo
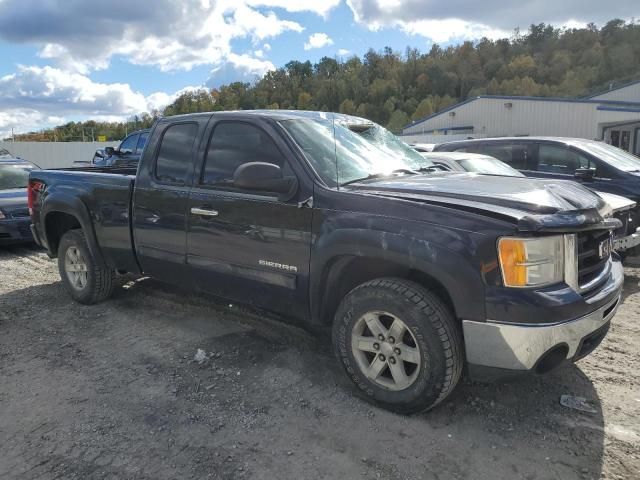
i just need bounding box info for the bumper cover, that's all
[0,218,33,244]
[463,259,623,371]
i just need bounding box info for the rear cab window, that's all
[154,123,199,185]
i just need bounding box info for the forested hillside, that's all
[10,18,640,140]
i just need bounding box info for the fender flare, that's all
[42,192,106,266]
[310,228,485,324]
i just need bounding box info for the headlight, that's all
[0,209,5,220]
[498,235,565,288]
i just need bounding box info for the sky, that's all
[0,0,637,138]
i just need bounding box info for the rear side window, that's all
[136,132,149,155]
[119,134,139,154]
[155,123,198,185]
[202,122,286,187]
[480,144,528,169]
[537,144,590,174]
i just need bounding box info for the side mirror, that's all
[575,167,595,181]
[233,162,297,197]
[104,146,116,156]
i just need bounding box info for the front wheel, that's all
[332,278,463,414]
[58,229,115,304]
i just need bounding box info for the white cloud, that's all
[246,0,341,18]
[337,48,351,56]
[0,0,309,74]
[399,19,508,43]
[304,33,334,50]
[345,0,637,43]
[0,66,196,137]
[206,54,275,88]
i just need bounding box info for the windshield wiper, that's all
[340,168,418,187]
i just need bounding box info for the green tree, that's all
[411,98,434,120]
[297,92,313,110]
[386,110,410,134]
[339,99,357,115]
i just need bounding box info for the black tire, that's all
[57,229,115,304]
[332,278,463,414]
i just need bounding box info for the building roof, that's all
[403,94,640,131]
[585,79,640,99]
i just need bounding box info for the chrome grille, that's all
[577,230,611,292]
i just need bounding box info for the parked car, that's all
[418,152,525,176]
[75,129,150,167]
[434,137,640,256]
[0,159,39,244]
[409,143,435,153]
[419,151,638,255]
[29,111,623,414]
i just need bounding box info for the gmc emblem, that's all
[598,237,612,259]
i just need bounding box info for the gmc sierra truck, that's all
[29,111,624,414]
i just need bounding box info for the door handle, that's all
[191,207,219,217]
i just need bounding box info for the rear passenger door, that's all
[133,119,208,281]
[186,117,313,318]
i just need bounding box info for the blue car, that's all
[0,157,39,245]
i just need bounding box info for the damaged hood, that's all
[345,173,618,232]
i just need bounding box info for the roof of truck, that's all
[162,110,372,124]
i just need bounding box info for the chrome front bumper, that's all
[463,260,624,371]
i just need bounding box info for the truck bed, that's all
[30,168,139,273]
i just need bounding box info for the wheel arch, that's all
[42,196,105,265]
[312,255,460,326]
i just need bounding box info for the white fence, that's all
[0,141,119,169]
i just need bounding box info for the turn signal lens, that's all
[497,236,564,288]
[498,238,527,286]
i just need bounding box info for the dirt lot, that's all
[0,244,638,480]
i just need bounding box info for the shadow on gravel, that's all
[622,269,640,303]
[0,273,607,480]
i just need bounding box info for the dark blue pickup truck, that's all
[29,111,624,413]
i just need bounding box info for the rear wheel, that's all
[332,278,463,414]
[58,229,115,304]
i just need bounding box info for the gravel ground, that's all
[0,244,639,480]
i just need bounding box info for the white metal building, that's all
[401,80,640,155]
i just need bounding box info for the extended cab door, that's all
[133,117,209,281]
[186,116,313,319]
